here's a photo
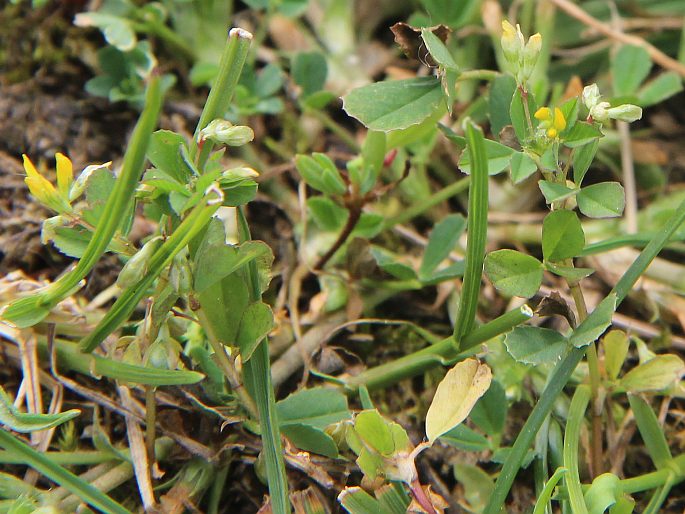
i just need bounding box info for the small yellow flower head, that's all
[55,153,73,198]
[22,154,72,214]
[535,107,566,139]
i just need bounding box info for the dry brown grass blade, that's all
[118,384,157,511]
[551,0,685,77]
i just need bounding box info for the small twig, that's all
[550,0,685,77]
[618,121,638,234]
[119,385,157,511]
[312,203,362,271]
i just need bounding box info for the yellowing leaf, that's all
[425,359,492,443]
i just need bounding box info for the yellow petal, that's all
[553,107,567,132]
[22,154,40,179]
[25,175,57,202]
[55,153,73,197]
[534,107,551,121]
[547,127,558,138]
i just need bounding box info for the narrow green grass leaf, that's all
[569,293,617,348]
[453,120,489,342]
[533,467,567,514]
[0,430,129,514]
[237,208,289,514]
[0,387,79,433]
[564,384,591,514]
[628,395,672,469]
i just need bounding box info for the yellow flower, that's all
[534,107,566,139]
[22,154,72,214]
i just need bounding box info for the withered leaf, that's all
[390,22,450,65]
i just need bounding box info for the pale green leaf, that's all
[0,387,79,433]
[620,354,684,392]
[426,359,492,442]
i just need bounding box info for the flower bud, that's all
[221,166,260,182]
[582,83,601,110]
[522,33,542,80]
[199,119,254,147]
[501,20,524,68]
[606,103,642,123]
[589,101,611,123]
[117,237,162,289]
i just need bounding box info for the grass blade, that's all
[453,120,489,343]
[0,429,130,514]
[237,207,290,513]
[563,385,590,514]
[628,394,672,469]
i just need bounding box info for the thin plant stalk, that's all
[344,305,532,392]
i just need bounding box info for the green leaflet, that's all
[0,387,79,433]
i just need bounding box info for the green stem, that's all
[0,450,122,466]
[303,107,360,152]
[620,454,685,493]
[132,20,196,62]
[383,177,470,229]
[457,69,500,82]
[191,28,252,169]
[533,467,567,514]
[344,305,532,392]
[483,197,685,514]
[453,121,489,343]
[207,465,230,514]
[0,430,129,514]
[563,385,590,514]
[237,208,290,514]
